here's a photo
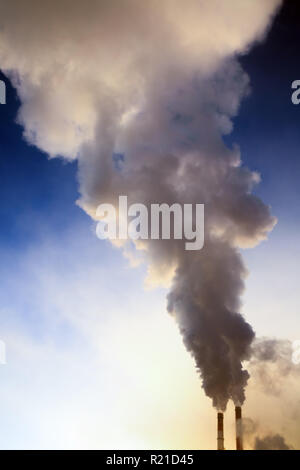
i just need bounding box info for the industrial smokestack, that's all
[217,412,224,450]
[235,406,243,450]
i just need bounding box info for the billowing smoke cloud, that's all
[0,0,281,410]
[249,338,300,396]
[242,338,300,449]
[242,416,293,450]
[254,434,292,450]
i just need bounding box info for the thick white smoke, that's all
[0,0,281,410]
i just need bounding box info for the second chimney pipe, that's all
[235,406,243,450]
[217,412,224,450]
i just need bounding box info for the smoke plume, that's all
[0,0,281,410]
[243,417,293,450]
[242,416,293,450]
[254,434,292,450]
[240,338,300,449]
[249,338,300,396]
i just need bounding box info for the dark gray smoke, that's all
[0,0,281,411]
[167,241,255,409]
[242,417,293,450]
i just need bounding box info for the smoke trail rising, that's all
[249,338,300,396]
[242,417,292,450]
[254,434,292,450]
[0,0,281,410]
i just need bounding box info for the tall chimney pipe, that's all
[217,412,224,450]
[235,406,243,450]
